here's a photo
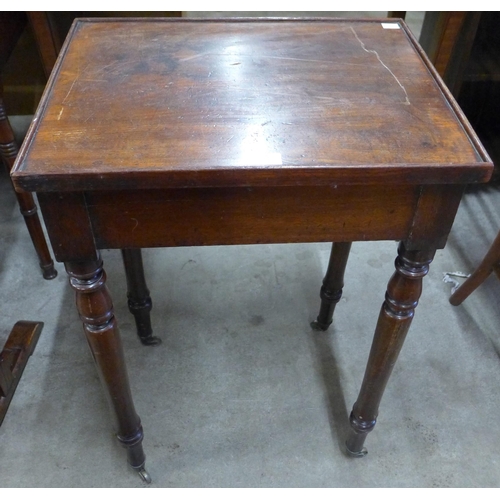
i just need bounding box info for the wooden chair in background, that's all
[0,12,57,279]
[0,85,57,279]
[449,230,500,306]
[0,321,43,426]
[0,12,51,428]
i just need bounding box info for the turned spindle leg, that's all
[66,257,151,483]
[121,249,161,346]
[0,91,57,280]
[311,242,352,331]
[345,242,435,456]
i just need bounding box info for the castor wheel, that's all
[136,466,152,484]
[345,442,368,458]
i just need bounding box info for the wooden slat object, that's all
[27,12,63,79]
[450,229,500,306]
[418,12,481,96]
[0,321,43,426]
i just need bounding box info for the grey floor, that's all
[2,12,500,488]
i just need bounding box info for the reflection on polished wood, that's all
[15,19,489,191]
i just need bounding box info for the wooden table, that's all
[11,18,493,482]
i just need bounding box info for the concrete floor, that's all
[2,13,500,488]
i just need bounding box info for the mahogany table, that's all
[11,18,493,482]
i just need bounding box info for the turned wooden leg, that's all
[12,192,57,279]
[0,92,57,280]
[121,248,161,346]
[450,229,500,306]
[65,257,151,483]
[345,242,435,456]
[311,242,352,331]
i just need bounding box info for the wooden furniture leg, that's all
[27,12,62,79]
[65,257,150,483]
[345,242,435,456]
[0,321,43,426]
[449,229,500,306]
[311,242,352,331]
[0,91,57,280]
[121,248,161,346]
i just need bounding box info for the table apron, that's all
[84,185,420,249]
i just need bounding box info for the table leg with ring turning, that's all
[0,91,57,280]
[345,242,435,456]
[121,248,161,346]
[311,241,352,331]
[65,257,151,483]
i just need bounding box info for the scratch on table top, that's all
[350,27,410,106]
[93,60,132,74]
[231,87,341,102]
[252,55,367,66]
[57,107,64,120]
[61,78,78,105]
[84,111,96,123]
[179,53,206,62]
[79,78,110,83]
[180,52,368,67]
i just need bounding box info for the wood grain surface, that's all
[12,18,492,192]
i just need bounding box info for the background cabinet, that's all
[420,12,500,179]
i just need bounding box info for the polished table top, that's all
[12,17,491,193]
